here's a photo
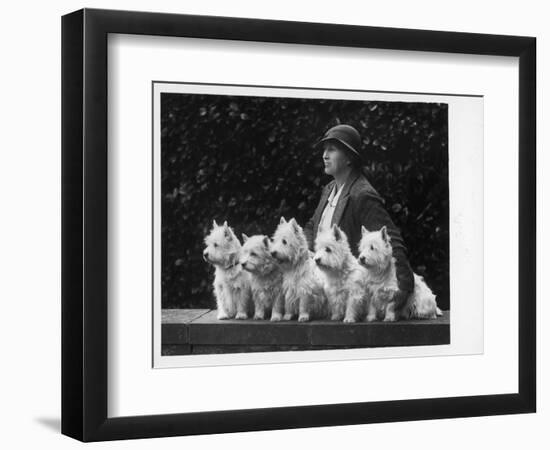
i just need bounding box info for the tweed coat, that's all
[303,169,415,294]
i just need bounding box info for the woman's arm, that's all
[303,215,315,251]
[303,183,332,251]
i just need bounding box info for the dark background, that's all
[160,92,449,311]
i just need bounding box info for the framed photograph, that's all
[62,8,536,441]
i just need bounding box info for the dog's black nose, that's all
[270,251,277,258]
[203,251,209,258]
[359,256,365,263]
[314,258,321,265]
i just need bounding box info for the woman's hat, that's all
[314,124,363,162]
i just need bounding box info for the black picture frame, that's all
[61,8,536,442]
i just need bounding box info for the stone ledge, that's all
[162,309,450,355]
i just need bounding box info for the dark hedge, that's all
[161,93,449,310]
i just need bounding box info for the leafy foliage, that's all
[161,93,449,310]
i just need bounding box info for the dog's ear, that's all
[332,224,342,241]
[380,226,390,244]
[279,216,287,225]
[361,225,369,236]
[223,223,232,240]
[289,218,299,233]
[241,233,249,243]
[213,219,218,227]
[262,236,270,249]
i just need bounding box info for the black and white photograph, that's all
[0,0,541,446]
[155,83,459,361]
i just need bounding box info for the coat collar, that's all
[330,170,361,226]
[313,169,383,237]
[321,168,362,202]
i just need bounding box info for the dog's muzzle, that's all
[271,252,287,264]
[358,256,373,268]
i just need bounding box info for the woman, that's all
[303,124,415,307]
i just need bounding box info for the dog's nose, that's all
[270,251,277,258]
[314,257,321,265]
[203,251,209,257]
[359,256,365,263]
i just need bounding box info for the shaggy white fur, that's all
[314,225,369,322]
[357,225,442,322]
[240,234,285,321]
[203,220,252,320]
[271,217,328,322]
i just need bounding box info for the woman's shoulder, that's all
[348,174,385,204]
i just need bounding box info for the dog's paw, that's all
[270,313,283,322]
[235,312,248,320]
[366,314,377,322]
[383,312,397,322]
[343,317,356,323]
[298,314,310,322]
[217,313,230,320]
[283,314,294,321]
[253,314,265,320]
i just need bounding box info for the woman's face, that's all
[322,142,351,176]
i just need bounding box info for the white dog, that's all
[314,224,369,322]
[358,225,442,322]
[203,220,252,320]
[240,234,285,321]
[270,217,327,322]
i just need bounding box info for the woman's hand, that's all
[390,288,410,309]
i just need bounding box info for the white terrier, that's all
[358,225,442,322]
[313,225,368,323]
[270,217,328,322]
[203,220,252,320]
[314,225,370,322]
[240,234,285,321]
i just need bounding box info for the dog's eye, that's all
[214,243,218,248]
[282,239,287,245]
[370,244,374,250]
[250,252,256,257]
[325,247,332,253]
